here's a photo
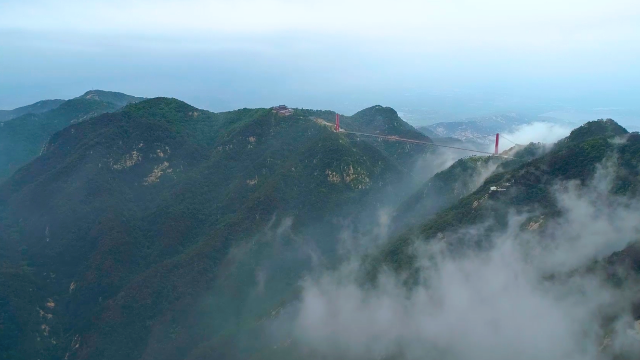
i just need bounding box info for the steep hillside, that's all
[557,118,628,146]
[392,142,547,230]
[0,98,420,360]
[0,90,144,181]
[3,98,639,359]
[374,119,638,274]
[0,99,65,122]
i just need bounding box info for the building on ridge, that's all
[272,105,293,116]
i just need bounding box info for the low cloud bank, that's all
[483,122,574,154]
[290,157,640,360]
[504,122,574,145]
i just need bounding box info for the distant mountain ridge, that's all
[0,99,65,122]
[0,90,144,123]
[0,90,145,181]
[424,113,577,143]
[79,89,146,107]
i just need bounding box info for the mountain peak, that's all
[347,105,429,142]
[352,105,399,119]
[78,90,146,107]
[562,118,628,145]
[120,97,198,118]
[0,91,146,181]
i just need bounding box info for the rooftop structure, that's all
[272,105,293,116]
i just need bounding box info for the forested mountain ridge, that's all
[0,90,145,182]
[0,99,65,122]
[392,142,548,230]
[0,98,431,360]
[371,119,639,275]
[79,90,147,107]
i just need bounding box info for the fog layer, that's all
[291,156,640,360]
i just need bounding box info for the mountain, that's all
[213,118,640,360]
[301,105,433,170]
[343,105,429,141]
[80,89,147,107]
[0,90,145,182]
[556,118,628,146]
[0,99,430,360]
[392,142,548,230]
[0,99,66,122]
[371,119,638,275]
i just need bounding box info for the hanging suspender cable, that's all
[500,135,518,146]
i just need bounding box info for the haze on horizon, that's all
[1,0,639,126]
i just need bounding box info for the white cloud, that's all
[1,0,639,50]
[493,122,574,153]
[290,155,640,360]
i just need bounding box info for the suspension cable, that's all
[341,131,517,159]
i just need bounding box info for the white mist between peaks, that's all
[481,122,574,155]
[291,156,640,360]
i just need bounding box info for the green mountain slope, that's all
[558,118,628,146]
[80,89,147,107]
[392,142,547,229]
[343,105,429,140]
[0,99,65,122]
[0,98,421,360]
[0,91,145,182]
[373,119,638,275]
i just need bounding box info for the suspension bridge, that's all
[333,114,519,159]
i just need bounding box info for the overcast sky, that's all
[1,0,639,122]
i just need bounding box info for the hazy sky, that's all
[1,0,639,122]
